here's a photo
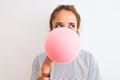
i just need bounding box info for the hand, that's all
[38,56,53,80]
[38,76,49,80]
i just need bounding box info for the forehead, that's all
[53,10,77,23]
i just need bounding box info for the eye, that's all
[69,23,75,28]
[70,24,75,28]
[55,22,63,28]
[56,24,62,28]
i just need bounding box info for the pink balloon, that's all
[45,28,80,64]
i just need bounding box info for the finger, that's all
[38,69,50,78]
[43,56,53,66]
[38,77,49,80]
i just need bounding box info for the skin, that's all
[39,10,78,80]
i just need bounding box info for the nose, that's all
[63,23,69,28]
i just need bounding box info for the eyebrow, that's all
[69,22,75,25]
[55,22,75,25]
[55,22,62,25]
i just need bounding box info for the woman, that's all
[31,5,102,80]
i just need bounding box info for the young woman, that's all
[31,5,102,80]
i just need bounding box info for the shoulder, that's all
[32,53,46,69]
[35,53,46,61]
[35,53,46,63]
[79,50,102,79]
[79,49,94,60]
[77,49,97,67]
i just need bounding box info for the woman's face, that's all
[52,10,78,33]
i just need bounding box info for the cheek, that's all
[73,27,78,32]
[73,29,77,33]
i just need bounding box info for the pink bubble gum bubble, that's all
[45,27,80,64]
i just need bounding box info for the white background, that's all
[0,0,120,80]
